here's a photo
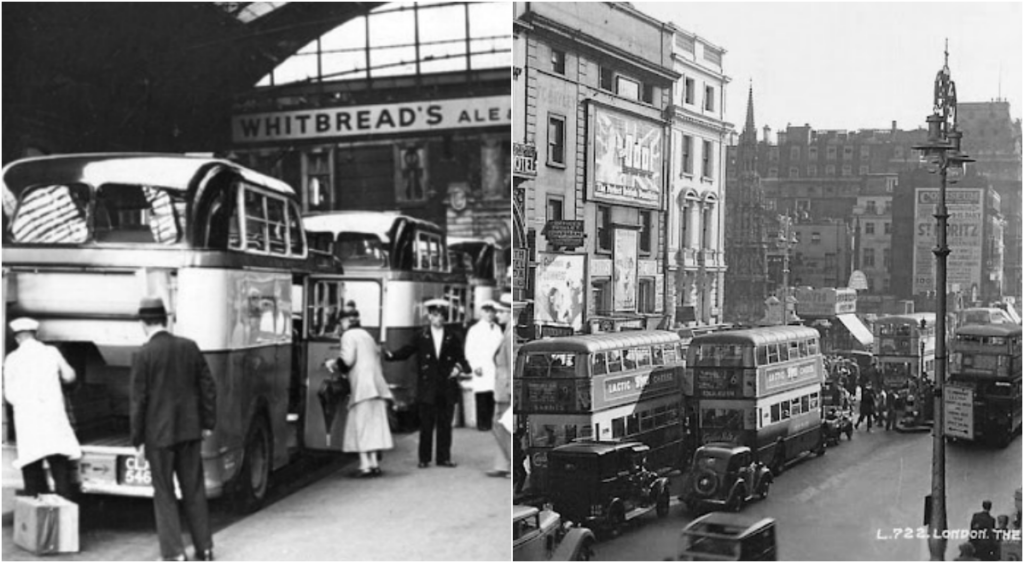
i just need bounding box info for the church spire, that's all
[742,81,756,143]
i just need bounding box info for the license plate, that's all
[120,455,153,487]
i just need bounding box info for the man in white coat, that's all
[464,301,504,431]
[3,317,82,498]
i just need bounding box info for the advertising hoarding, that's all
[613,229,638,312]
[913,188,984,295]
[589,104,664,209]
[534,253,585,331]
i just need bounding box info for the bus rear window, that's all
[11,184,89,244]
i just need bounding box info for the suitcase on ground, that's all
[13,494,79,554]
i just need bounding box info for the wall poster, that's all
[534,252,586,331]
[613,228,638,312]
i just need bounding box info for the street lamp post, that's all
[777,214,797,326]
[912,42,975,562]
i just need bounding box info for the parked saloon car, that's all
[678,512,778,561]
[513,504,595,561]
[680,444,772,514]
[547,441,672,537]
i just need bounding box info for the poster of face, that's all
[614,229,638,312]
[534,253,586,331]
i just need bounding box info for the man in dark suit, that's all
[130,297,217,561]
[969,500,998,561]
[385,298,471,468]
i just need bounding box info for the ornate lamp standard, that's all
[912,42,975,562]
[776,213,798,325]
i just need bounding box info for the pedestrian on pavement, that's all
[885,387,899,431]
[385,298,471,468]
[464,300,505,432]
[969,500,998,561]
[855,382,876,432]
[485,294,513,479]
[327,308,394,478]
[130,297,217,562]
[874,387,887,429]
[3,317,82,499]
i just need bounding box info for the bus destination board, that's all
[523,380,578,413]
[693,369,743,399]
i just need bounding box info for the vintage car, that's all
[680,444,772,514]
[678,512,778,561]
[513,504,595,561]
[547,441,672,537]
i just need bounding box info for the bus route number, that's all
[123,455,153,487]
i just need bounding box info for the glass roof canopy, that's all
[256,1,510,87]
[213,2,289,24]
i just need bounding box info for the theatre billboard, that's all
[912,188,984,295]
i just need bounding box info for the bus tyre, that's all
[235,417,271,513]
[656,488,670,518]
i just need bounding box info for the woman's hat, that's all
[9,317,39,333]
[138,296,168,319]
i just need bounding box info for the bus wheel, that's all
[235,417,271,513]
[575,537,595,561]
[656,488,670,518]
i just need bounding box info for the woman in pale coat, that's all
[328,309,394,477]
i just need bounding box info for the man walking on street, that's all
[131,297,217,561]
[385,298,471,468]
[855,382,876,432]
[3,317,82,499]
[969,500,998,561]
[486,295,513,478]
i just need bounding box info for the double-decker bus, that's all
[514,331,687,493]
[1,154,344,510]
[873,313,936,390]
[302,211,470,427]
[947,324,1023,446]
[683,326,825,472]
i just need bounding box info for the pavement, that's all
[2,426,511,561]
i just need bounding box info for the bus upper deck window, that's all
[607,350,623,373]
[652,346,665,365]
[592,353,608,376]
[767,344,780,364]
[287,203,304,256]
[549,354,576,377]
[798,340,809,357]
[635,347,651,368]
[622,350,637,371]
[756,346,769,366]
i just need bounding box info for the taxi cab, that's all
[678,512,777,560]
[513,504,595,561]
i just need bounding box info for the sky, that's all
[633,2,1023,136]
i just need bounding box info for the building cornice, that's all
[671,107,733,136]
[523,12,681,84]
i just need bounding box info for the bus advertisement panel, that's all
[759,359,821,396]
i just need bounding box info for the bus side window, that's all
[808,339,819,356]
[789,341,800,359]
[607,350,623,373]
[767,345,780,364]
[592,353,608,376]
[798,340,809,358]
[622,350,637,371]
[635,347,651,368]
[652,347,665,366]
[756,346,768,366]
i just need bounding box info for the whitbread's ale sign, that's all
[232,96,510,143]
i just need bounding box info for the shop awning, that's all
[837,314,873,349]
